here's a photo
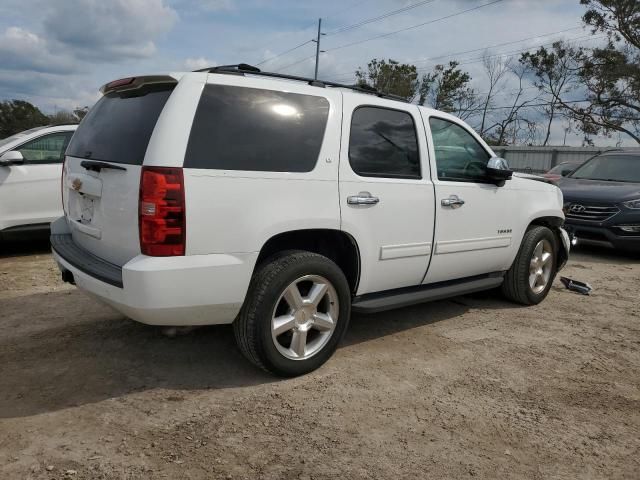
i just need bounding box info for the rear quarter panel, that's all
[162,74,343,255]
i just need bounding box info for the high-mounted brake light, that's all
[107,77,135,89]
[139,167,185,256]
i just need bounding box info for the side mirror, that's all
[486,157,513,185]
[0,150,24,166]
[560,169,572,177]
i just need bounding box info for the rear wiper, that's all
[80,160,127,172]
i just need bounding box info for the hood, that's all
[513,172,554,185]
[557,177,640,203]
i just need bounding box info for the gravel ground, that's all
[0,239,639,479]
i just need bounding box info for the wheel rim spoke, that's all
[541,252,552,266]
[283,284,304,310]
[306,281,328,307]
[272,314,296,337]
[290,329,307,358]
[312,312,334,332]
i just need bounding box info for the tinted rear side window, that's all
[66,84,174,165]
[184,84,330,172]
[349,106,420,179]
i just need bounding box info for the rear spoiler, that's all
[99,75,179,95]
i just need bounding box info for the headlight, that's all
[622,198,640,209]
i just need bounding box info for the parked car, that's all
[557,150,640,252]
[50,65,570,376]
[543,161,583,183]
[0,125,77,240]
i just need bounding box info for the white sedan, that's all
[0,125,77,240]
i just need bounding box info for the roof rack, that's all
[194,63,409,103]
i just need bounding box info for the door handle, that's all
[347,192,380,205]
[441,195,465,208]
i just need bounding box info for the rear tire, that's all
[502,226,558,305]
[233,250,351,377]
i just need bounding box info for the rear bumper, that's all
[51,230,257,326]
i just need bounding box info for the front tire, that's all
[233,251,351,377]
[502,226,558,305]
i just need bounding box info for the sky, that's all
[0,0,633,146]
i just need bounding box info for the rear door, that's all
[63,79,179,266]
[339,96,435,295]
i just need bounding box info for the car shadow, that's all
[0,287,521,419]
[0,235,51,258]
[570,244,640,264]
[0,290,276,419]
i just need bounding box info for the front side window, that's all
[17,132,73,163]
[348,106,420,179]
[429,117,490,182]
[185,85,330,172]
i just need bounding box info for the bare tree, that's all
[520,42,581,146]
[479,53,512,136]
[482,64,540,145]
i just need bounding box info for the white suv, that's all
[51,65,570,376]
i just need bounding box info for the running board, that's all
[351,274,505,314]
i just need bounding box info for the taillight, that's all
[139,167,185,256]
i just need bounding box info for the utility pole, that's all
[313,18,322,80]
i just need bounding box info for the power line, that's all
[324,0,505,52]
[256,39,314,66]
[327,26,587,78]
[327,32,605,82]
[276,54,317,72]
[325,0,438,36]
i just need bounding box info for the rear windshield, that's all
[184,84,329,172]
[66,84,174,165]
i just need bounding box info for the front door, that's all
[339,97,435,295]
[423,116,517,284]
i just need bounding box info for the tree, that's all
[520,42,580,146]
[355,58,419,100]
[73,106,90,120]
[479,54,512,136]
[482,64,540,145]
[48,110,79,125]
[521,1,639,144]
[0,100,50,139]
[418,61,480,120]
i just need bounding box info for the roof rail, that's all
[194,63,409,103]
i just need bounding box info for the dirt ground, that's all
[0,239,638,480]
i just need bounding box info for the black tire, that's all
[502,226,558,305]
[233,250,351,377]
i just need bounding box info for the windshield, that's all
[569,154,640,183]
[0,126,48,149]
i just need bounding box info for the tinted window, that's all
[429,117,490,181]
[349,107,420,179]
[185,85,329,172]
[66,84,174,165]
[569,155,640,183]
[18,132,73,163]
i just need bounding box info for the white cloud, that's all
[183,57,216,70]
[43,0,178,61]
[0,26,77,74]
